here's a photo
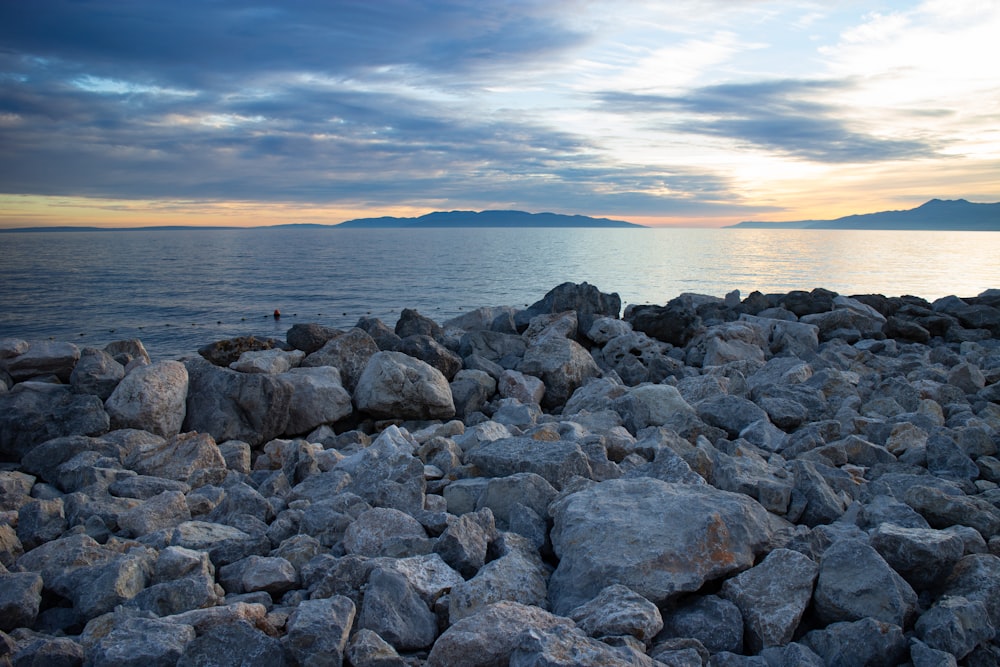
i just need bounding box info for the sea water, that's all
[1,227,999,359]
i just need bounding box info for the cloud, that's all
[596,79,939,163]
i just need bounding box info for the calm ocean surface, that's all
[2,227,999,360]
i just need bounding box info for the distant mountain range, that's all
[334,209,644,228]
[728,199,1000,231]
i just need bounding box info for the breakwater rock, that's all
[2,282,1000,666]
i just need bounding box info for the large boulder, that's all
[398,334,462,380]
[286,322,341,354]
[70,347,125,400]
[354,351,455,420]
[281,366,353,436]
[105,360,188,438]
[182,357,294,447]
[0,340,79,382]
[466,437,592,490]
[124,431,226,487]
[0,384,109,461]
[301,327,380,392]
[515,282,621,334]
[517,337,602,409]
[626,298,701,347]
[547,478,773,615]
[595,331,680,385]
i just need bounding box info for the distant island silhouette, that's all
[334,210,644,228]
[729,199,1000,231]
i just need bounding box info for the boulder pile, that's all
[2,282,1000,666]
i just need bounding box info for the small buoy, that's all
[273,309,281,319]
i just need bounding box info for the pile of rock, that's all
[2,281,1000,666]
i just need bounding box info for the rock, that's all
[548,478,772,615]
[346,629,408,667]
[813,539,919,627]
[517,282,622,334]
[218,555,297,596]
[626,300,701,347]
[281,366,353,435]
[659,595,744,654]
[16,498,67,550]
[450,369,497,419]
[940,554,1000,634]
[343,507,429,557]
[0,570,43,631]
[720,548,818,652]
[0,524,23,568]
[170,520,270,567]
[333,425,426,511]
[71,347,125,400]
[127,545,220,616]
[588,316,633,343]
[359,568,438,651]
[117,489,191,537]
[0,384,109,461]
[448,533,549,622]
[904,485,1000,537]
[612,383,699,435]
[787,460,847,527]
[466,437,592,490]
[476,473,557,531]
[395,308,444,339]
[568,584,663,643]
[427,601,573,667]
[182,357,294,447]
[8,634,85,666]
[523,309,579,345]
[517,336,601,409]
[696,395,770,438]
[229,348,305,374]
[801,618,907,667]
[459,330,527,366]
[434,509,494,577]
[445,306,518,332]
[286,322,341,354]
[178,619,287,667]
[498,369,545,405]
[354,351,455,420]
[124,431,226,487]
[0,340,79,382]
[379,553,464,606]
[104,360,188,437]
[84,614,196,667]
[283,596,355,667]
[702,321,768,367]
[915,595,995,660]
[596,331,680,385]
[510,624,659,666]
[398,334,463,380]
[869,523,965,590]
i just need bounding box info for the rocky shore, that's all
[2,282,1000,666]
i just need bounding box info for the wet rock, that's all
[548,478,772,615]
[354,351,455,420]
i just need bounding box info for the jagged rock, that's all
[476,473,557,531]
[587,316,633,343]
[626,300,700,347]
[612,383,700,435]
[498,369,545,405]
[459,330,527,366]
[0,340,79,382]
[343,507,429,558]
[870,523,966,590]
[523,310,578,344]
[448,533,549,623]
[127,545,220,616]
[720,548,818,652]
[123,431,226,487]
[801,618,907,667]
[548,478,772,615]
[568,584,663,643]
[286,322,341,354]
[517,336,601,409]
[16,498,67,550]
[395,308,444,339]
[84,614,196,667]
[281,366,353,435]
[450,369,497,419]
[516,282,621,334]
[283,595,355,667]
[940,554,1000,634]
[466,437,592,490]
[904,484,1000,537]
[813,539,919,627]
[354,351,455,420]
[596,331,681,385]
[0,524,23,568]
[378,553,464,607]
[659,595,744,654]
[398,334,463,380]
[510,624,659,666]
[787,459,847,526]
[229,348,305,374]
[333,425,426,511]
[71,347,125,400]
[218,555,297,596]
[434,508,494,577]
[117,489,191,537]
[0,384,109,460]
[170,520,270,567]
[702,320,768,367]
[7,634,85,666]
[178,619,287,667]
[183,357,294,447]
[0,570,43,631]
[696,394,769,438]
[359,568,438,651]
[300,327,379,393]
[915,595,995,660]
[346,629,408,667]
[444,306,518,332]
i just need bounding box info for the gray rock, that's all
[427,600,575,667]
[0,470,34,512]
[597,331,679,385]
[948,362,987,394]
[103,360,188,437]
[466,437,592,490]
[283,595,355,667]
[476,473,557,530]
[123,431,226,487]
[346,628,408,667]
[498,369,545,405]
[286,322,341,354]
[398,334,463,380]
[333,425,426,511]
[0,384,109,460]
[757,642,825,667]
[109,474,190,500]
[359,568,438,651]
[926,431,980,482]
[71,347,125,400]
[612,383,700,435]
[434,508,494,577]
[16,497,68,550]
[170,520,270,567]
[459,330,527,365]
[444,306,519,332]
[510,624,659,666]
[587,316,633,343]
[281,365,353,436]
[301,327,380,392]
[720,548,818,652]
[103,338,150,367]
[869,523,965,590]
[659,595,744,654]
[568,584,663,643]
[787,460,847,527]
[0,570,43,631]
[343,507,429,557]
[178,619,287,667]
[8,634,85,666]
[523,310,578,344]
[905,485,1000,537]
[0,524,23,569]
[710,443,792,514]
[813,539,919,627]
[117,489,191,537]
[218,555,297,596]
[564,376,629,415]
[548,478,772,615]
[448,533,549,623]
[356,316,404,351]
[517,336,602,409]
[915,595,995,660]
[801,618,907,667]
[0,340,79,382]
[69,551,152,618]
[84,614,196,667]
[909,639,959,667]
[517,282,621,334]
[182,357,294,447]
[702,321,768,367]
[354,351,456,420]
[378,553,464,606]
[126,545,220,616]
[450,369,497,420]
[395,308,444,339]
[940,554,1000,635]
[229,347,305,373]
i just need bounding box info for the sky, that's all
[1,1,998,228]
